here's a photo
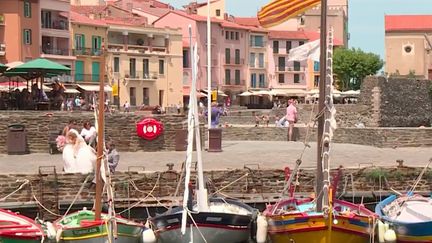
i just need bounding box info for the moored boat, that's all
[54,208,144,243]
[0,208,44,243]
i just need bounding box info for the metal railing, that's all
[225,58,245,65]
[223,79,245,86]
[41,47,71,56]
[277,66,306,72]
[75,74,100,82]
[124,70,158,80]
[72,48,103,56]
[41,20,69,30]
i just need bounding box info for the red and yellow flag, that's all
[258,0,321,28]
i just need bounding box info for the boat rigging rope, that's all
[185,209,208,243]
[210,173,249,197]
[28,182,62,217]
[408,158,432,194]
[63,174,92,217]
[0,179,29,202]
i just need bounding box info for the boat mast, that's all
[206,0,212,140]
[94,44,106,220]
[316,0,328,212]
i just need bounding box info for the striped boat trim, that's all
[258,0,320,28]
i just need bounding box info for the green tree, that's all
[333,48,383,91]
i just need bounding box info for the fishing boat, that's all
[53,47,149,243]
[54,208,145,243]
[148,27,258,243]
[375,161,432,243]
[263,24,377,243]
[0,208,44,243]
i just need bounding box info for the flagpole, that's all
[316,0,327,212]
[207,0,212,138]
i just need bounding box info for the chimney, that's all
[224,13,228,20]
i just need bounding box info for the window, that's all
[278,57,285,71]
[249,53,255,67]
[250,73,257,88]
[92,62,100,81]
[129,58,136,78]
[75,60,84,81]
[230,31,234,40]
[259,74,265,87]
[143,59,149,77]
[273,41,279,53]
[314,75,320,87]
[286,41,292,53]
[75,34,84,51]
[159,59,165,75]
[216,9,221,16]
[235,49,240,64]
[24,0,31,18]
[299,41,304,46]
[130,87,136,106]
[225,31,229,40]
[41,11,51,28]
[183,50,189,68]
[258,53,264,68]
[92,36,101,55]
[251,35,264,47]
[0,14,5,24]
[143,88,149,105]
[225,48,230,64]
[113,57,119,73]
[225,69,231,85]
[293,61,301,71]
[235,69,240,85]
[278,74,285,83]
[23,29,31,44]
[235,32,239,40]
[158,90,164,107]
[294,74,300,83]
[314,61,320,72]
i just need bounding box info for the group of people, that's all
[57,120,119,174]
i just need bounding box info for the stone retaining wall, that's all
[0,166,430,220]
[221,127,432,148]
[0,112,189,154]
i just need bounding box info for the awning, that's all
[238,91,254,96]
[77,84,112,92]
[64,88,80,94]
[271,89,307,97]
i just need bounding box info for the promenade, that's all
[0,141,430,174]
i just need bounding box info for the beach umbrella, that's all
[5,58,70,80]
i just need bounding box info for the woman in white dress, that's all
[63,129,96,174]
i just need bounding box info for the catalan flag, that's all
[258,0,321,28]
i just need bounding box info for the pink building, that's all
[154,10,252,104]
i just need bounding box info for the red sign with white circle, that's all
[136,118,164,140]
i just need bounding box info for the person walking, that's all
[123,101,130,113]
[286,98,298,141]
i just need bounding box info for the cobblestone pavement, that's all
[0,141,430,174]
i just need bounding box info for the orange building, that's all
[0,0,41,63]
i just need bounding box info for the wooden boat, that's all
[376,194,432,243]
[148,32,257,243]
[263,26,377,243]
[54,209,145,243]
[0,208,44,243]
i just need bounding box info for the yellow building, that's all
[106,23,183,109]
[70,11,107,87]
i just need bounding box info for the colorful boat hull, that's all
[55,210,144,243]
[0,209,44,243]
[265,198,376,243]
[376,195,432,243]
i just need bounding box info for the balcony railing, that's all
[223,79,245,86]
[107,43,167,54]
[73,48,103,56]
[41,47,71,56]
[224,58,245,65]
[75,74,100,82]
[250,41,267,48]
[124,70,158,80]
[250,82,268,88]
[277,66,306,72]
[41,20,69,30]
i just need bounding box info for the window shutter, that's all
[81,35,85,49]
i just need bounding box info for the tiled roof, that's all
[133,6,170,17]
[385,15,432,32]
[70,5,108,15]
[233,17,261,27]
[68,11,107,27]
[104,16,148,26]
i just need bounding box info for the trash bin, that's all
[175,129,201,151]
[208,128,222,152]
[7,124,27,155]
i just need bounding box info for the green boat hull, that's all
[0,237,42,243]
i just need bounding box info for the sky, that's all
[165,0,432,59]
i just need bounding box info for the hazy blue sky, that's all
[165,0,432,59]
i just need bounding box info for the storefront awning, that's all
[77,84,112,92]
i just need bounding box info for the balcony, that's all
[277,66,306,72]
[41,20,68,30]
[250,41,267,48]
[0,43,5,56]
[250,82,268,89]
[41,47,71,56]
[107,43,167,54]
[75,74,100,82]
[250,61,266,69]
[224,58,245,66]
[124,70,158,80]
[72,48,103,56]
[223,79,245,86]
